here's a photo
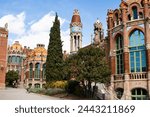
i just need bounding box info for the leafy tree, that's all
[77,45,110,88]
[5,70,19,87]
[46,13,63,82]
[63,54,79,80]
[65,45,110,96]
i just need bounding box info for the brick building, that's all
[0,24,8,89]
[24,44,47,88]
[7,41,26,86]
[107,0,150,99]
[7,42,47,88]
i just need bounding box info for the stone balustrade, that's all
[114,74,124,81]
[129,72,148,80]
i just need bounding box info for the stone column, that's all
[80,34,82,49]
[70,37,73,53]
[32,63,35,82]
[72,36,75,52]
[121,4,131,100]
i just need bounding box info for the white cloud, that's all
[61,29,70,53]
[0,12,25,35]
[30,12,55,33]
[5,12,71,53]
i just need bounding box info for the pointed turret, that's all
[70,9,82,54]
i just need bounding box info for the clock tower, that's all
[0,24,8,89]
[70,9,82,54]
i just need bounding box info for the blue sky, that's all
[0,0,121,52]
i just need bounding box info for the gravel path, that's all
[0,87,61,100]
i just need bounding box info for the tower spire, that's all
[93,18,104,48]
[70,9,82,54]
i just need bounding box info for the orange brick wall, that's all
[0,28,8,89]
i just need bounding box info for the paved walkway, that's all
[0,87,61,100]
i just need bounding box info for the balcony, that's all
[129,72,148,80]
[114,74,124,81]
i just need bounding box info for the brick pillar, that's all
[107,10,116,99]
[121,3,131,100]
[0,28,8,89]
[143,0,150,98]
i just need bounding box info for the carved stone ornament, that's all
[110,50,116,56]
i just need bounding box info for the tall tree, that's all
[66,45,110,91]
[77,45,110,87]
[6,70,19,87]
[46,13,63,82]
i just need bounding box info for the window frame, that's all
[129,30,146,73]
[116,34,124,74]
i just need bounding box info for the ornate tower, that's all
[0,24,8,89]
[93,19,104,47]
[70,9,82,54]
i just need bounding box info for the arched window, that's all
[29,63,33,79]
[15,56,17,63]
[20,57,22,63]
[12,56,16,63]
[115,88,124,99]
[116,34,124,74]
[35,63,40,79]
[28,83,32,88]
[34,83,40,88]
[132,6,138,19]
[115,13,119,25]
[42,64,46,79]
[17,56,20,64]
[131,88,148,100]
[8,56,11,63]
[129,30,146,72]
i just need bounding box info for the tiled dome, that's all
[71,9,81,23]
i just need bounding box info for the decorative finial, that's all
[73,9,80,15]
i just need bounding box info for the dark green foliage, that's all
[63,54,79,80]
[66,46,110,84]
[29,88,65,96]
[65,80,79,94]
[5,70,19,87]
[77,45,110,85]
[64,45,110,97]
[46,13,63,82]
[74,85,85,97]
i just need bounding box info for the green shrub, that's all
[29,88,45,93]
[45,81,67,89]
[74,85,84,97]
[30,88,66,96]
[65,80,79,94]
[45,88,66,96]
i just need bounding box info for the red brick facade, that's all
[107,0,150,99]
[0,26,8,89]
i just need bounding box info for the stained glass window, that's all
[129,30,146,72]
